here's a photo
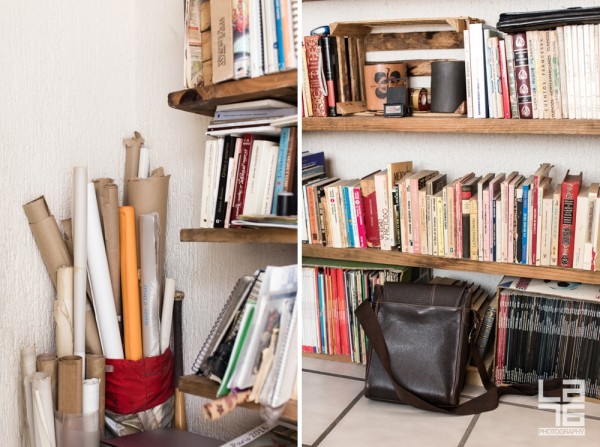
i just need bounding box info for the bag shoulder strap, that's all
[355,299,562,415]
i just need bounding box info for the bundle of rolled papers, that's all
[21,131,176,446]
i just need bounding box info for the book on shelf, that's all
[184,0,204,88]
[495,276,600,399]
[558,170,583,268]
[303,35,328,117]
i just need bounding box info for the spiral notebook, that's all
[191,273,258,374]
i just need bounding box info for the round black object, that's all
[430,61,466,113]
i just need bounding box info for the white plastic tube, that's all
[140,213,161,357]
[72,167,88,362]
[138,147,150,179]
[159,278,176,354]
[31,372,56,447]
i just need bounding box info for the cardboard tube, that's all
[119,206,143,360]
[127,168,170,293]
[94,182,121,322]
[85,302,103,355]
[55,300,74,359]
[140,213,161,358]
[123,131,145,205]
[58,355,82,415]
[31,372,57,447]
[61,218,73,258]
[85,354,105,438]
[87,183,123,359]
[36,354,58,411]
[57,267,74,328]
[160,278,176,354]
[73,167,88,363]
[23,196,73,288]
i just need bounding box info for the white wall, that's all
[0,1,294,444]
[303,0,600,290]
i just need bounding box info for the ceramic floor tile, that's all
[302,370,365,446]
[465,402,600,447]
[317,397,474,447]
[302,356,366,379]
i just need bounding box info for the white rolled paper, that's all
[21,345,36,447]
[138,147,150,179]
[73,167,87,361]
[159,278,176,354]
[86,183,124,359]
[82,378,100,415]
[54,300,74,358]
[31,372,56,447]
[57,267,74,329]
[140,213,161,357]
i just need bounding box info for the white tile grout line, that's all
[457,414,480,447]
[308,390,365,447]
[302,368,365,382]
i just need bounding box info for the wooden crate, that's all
[328,17,482,110]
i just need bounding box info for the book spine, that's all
[401,180,410,253]
[406,179,415,253]
[342,186,355,248]
[571,25,581,119]
[271,128,290,214]
[584,25,593,119]
[260,145,279,215]
[508,182,516,263]
[306,185,318,244]
[535,183,544,266]
[224,138,243,228]
[521,184,529,264]
[393,185,402,251]
[482,189,490,261]
[461,188,472,259]
[516,187,524,263]
[214,136,235,227]
[353,187,367,248]
[211,0,234,83]
[321,36,338,116]
[426,191,434,255]
[541,194,553,266]
[558,180,581,267]
[549,30,562,118]
[492,195,498,261]
[573,192,588,269]
[485,33,497,118]
[436,194,445,256]
[477,307,497,358]
[273,0,285,71]
[419,189,428,255]
[360,179,380,248]
[200,140,217,228]
[513,33,533,118]
[470,196,478,260]
[376,174,391,250]
[304,35,328,117]
[578,25,586,118]
[283,127,297,193]
[504,35,520,119]
[551,188,561,265]
[431,193,438,256]
[469,23,488,118]
[500,181,509,262]
[280,0,295,70]
[411,179,422,254]
[492,36,504,118]
[232,0,251,79]
[538,31,550,119]
[455,181,464,258]
[499,39,511,119]
[302,45,313,116]
[464,30,473,118]
[231,135,254,222]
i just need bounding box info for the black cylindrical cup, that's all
[430,61,466,113]
[276,192,293,216]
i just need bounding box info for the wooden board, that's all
[302,245,600,284]
[168,70,297,116]
[180,228,296,244]
[302,116,600,136]
[330,17,477,37]
[303,352,355,364]
[365,31,464,52]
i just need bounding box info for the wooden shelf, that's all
[302,245,600,284]
[178,375,297,422]
[302,116,600,136]
[180,228,296,244]
[303,352,355,363]
[168,70,297,116]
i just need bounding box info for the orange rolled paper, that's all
[119,206,142,361]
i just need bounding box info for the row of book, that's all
[301,264,497,366]
[191,265,298,410]
[303,160,600,271]
[200,126,297,228]
[184,0,298,88]
[466,21,600,119]
[495,277,600,399]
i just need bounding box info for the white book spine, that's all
[464,30,473,118]
[485,33,497,118]
[200,140,217,228]
[376,173,391,250]
[535,185,544,266]
[260,145,279,215]
[583,191,597,270]
[584,24,593,119]
[249,0,264,78]
[557,27,569,119]
[242,141,262,216]
[577,25,586,118]
[564,26,576,119]
[573,193,589,269]
[469,23,488,118]
[550,188,561,265]
[541,194,553,267]
[431,194,438,256]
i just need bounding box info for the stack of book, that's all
[495,276,600,399]
[192,265,298,409]
[466,16,600,119]
[303,161,600,271]
[201,101,297,229]
[185,0,298,87]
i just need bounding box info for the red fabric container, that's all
[105,347,174,415]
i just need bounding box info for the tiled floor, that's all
[302,357,600,447]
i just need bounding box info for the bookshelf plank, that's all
[302,245,600,284]
[178,375,297,422]
[180,228,296,244]
[330,17,476,37]
[302,116,600,136]
[168,70,297,116]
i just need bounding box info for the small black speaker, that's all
[430,61,466,113]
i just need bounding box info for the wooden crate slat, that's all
[365,30,464,52]
[330,17,475,37]
[181,228,297,244]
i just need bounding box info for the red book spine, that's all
[230,134,254,223]
[304,35,328,117]
[314,268,322,353]
[512,33,533,119]
[353,187,367,248]
[336,268,350,356]
[360,181,381,248]
[499,40,511,119]
[306,185,319,244]
[558,176,582,268]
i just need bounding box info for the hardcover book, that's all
[211,0,234,83]
[558,170,583,268]
[512,32,533,118]
[360,171,381,248]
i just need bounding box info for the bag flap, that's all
[380,282,472,308]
